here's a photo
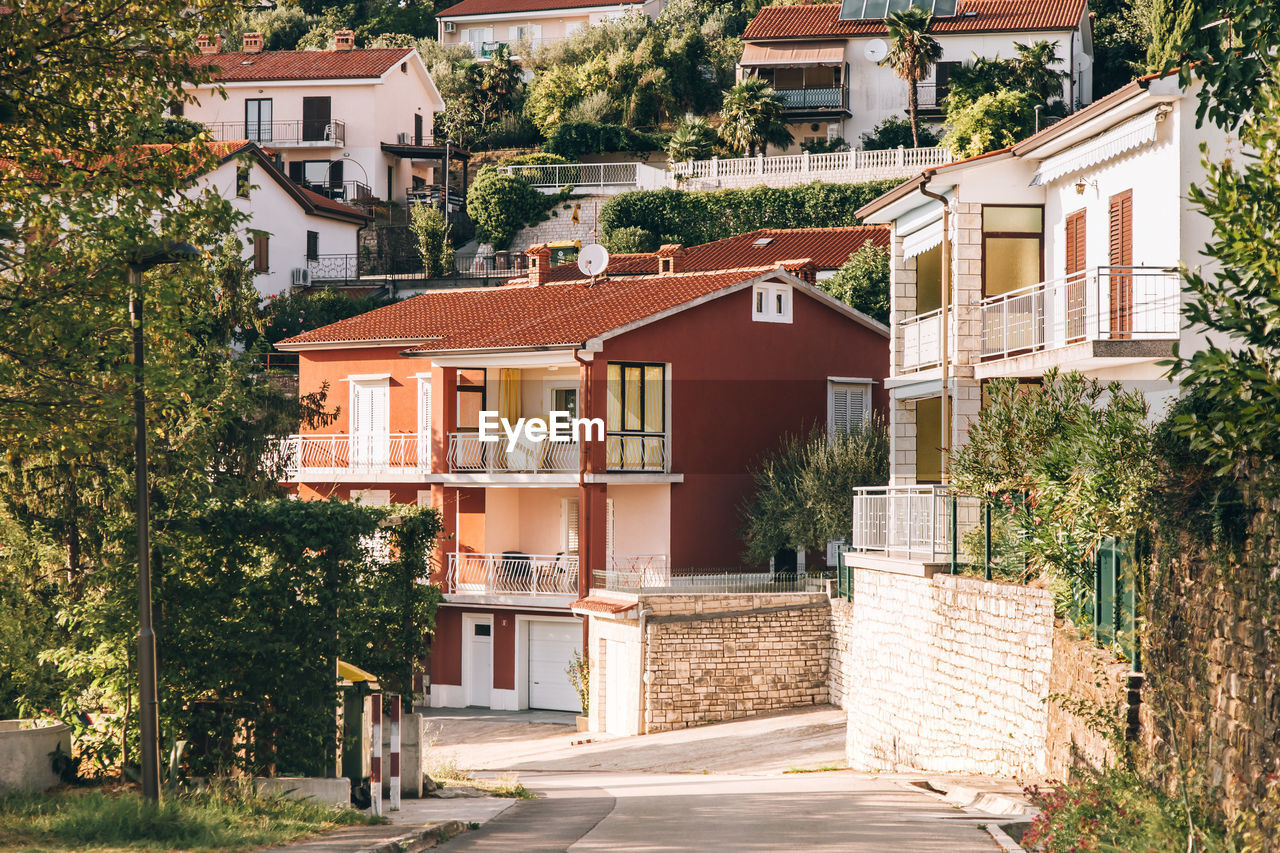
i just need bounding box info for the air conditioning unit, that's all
[443,21,456,33]
[397,132,410,144]
[291,268,311,287]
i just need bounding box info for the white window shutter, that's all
[848,386,866,428]
[532,24,542,39]
[563,498,579,555]
[418,377,432,467]
[831,385,850,435]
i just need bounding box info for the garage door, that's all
[528,620,581,712]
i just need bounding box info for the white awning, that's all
[902,219,944,259]
[1031,111,1161,186]
[740,41,845,67]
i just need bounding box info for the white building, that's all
[436,0,664,61]
[846,72,1231,567]
[183,32,454,208]
[192,141,368,296]
[739,0,1094,151]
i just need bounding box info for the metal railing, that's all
[301,179,374,206]
[850,485,981,563]
[204,119,346,147]
[499,161,643,191]
[605,432,667,473]
[308,254,360,283]
[670,146,952,188]
[979,266,1181,362]
[447,552,578,596]
[446,432,579,474]
[277,433,427,478]
[243,351,299,373]
[453,252,528,279]
[406,185,464,211]
[775,86,847,110]
[899,307,952,372]
[592,563,823,594]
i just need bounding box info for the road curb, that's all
[985,822,1029,853]
[352,819,468,853]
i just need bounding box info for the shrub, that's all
[479,114,544,150]
[859,116,941,150]
[943,89,1039,157]
[819,240,890,323]
[498,152,569,168]
[408,203,454,278]
[599,180,901,247]
[564,89,618,125]
[666,113,718,163]
[602,225,659,254]
[465,166,550,249]
[239,288,393,351]
[544,122,668,159]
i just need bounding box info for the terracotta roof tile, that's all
[569,596,637,614]
[280,266,790,349]
[537,226,888,284]
[188,48,413,83]
[743,0,1087,40]
[438,0,642,17]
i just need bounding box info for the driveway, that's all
[422,707,1004,852]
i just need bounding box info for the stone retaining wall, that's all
[828,596,857,710]
[1044,623,1136,782]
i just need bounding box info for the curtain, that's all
[498,368,521,424]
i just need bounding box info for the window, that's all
[236,164,251,199]
[605,362,666,471]
[290,160,341,191]
[553,387,578,419]
[981,205,1044,298]
[306,230,319,261]
[752,282,793,323]
[168,99,184,117]
[244,98,272,143]
[829,380,871,436]
[252,231,269,273]
[456,368,486,431]
[301,96,331,143]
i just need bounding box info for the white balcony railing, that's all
[446,432,579,474]
[850,485,981,563]
[499,161,667,194]
[980,266,1181,362]
[670,146,953,190]
[447,552,579,596]
[276,434,426,478]
[899,307,953,372]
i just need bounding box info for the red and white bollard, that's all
[388,694,401,811]
[370,693,382,816]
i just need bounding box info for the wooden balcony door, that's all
[1109,190,1133,338]
[1065,209,1087,341]
[302,96,331,143]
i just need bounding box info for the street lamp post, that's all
[127,243,200,802]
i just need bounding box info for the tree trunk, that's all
[909,76,920,148]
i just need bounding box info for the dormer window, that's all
[752,282,793,324]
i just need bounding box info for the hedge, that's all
[465,166,574,249]
[597,181,902,247]
[544,122,669,160]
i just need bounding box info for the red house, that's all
[276,243,888,712]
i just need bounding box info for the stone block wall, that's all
[619,593,832,733]
[497,193,611,254]
[842,566,1055,778]
[1044,623,1136,782]
[828,596,857,710]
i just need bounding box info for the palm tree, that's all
[882,6,943,148]
[718,77,793,157]
[1013,40,1071,106]
[666,113,718,163]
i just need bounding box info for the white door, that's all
[528,620,581,712]
[350,379,389,466]
[605,638,627,735]
[466,619,492,707]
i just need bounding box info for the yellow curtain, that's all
[643,365,664,470]
[498,368,521,424]
[606,364,622,468]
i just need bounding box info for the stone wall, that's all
[842,566,1055,778]
[1044,623,1137,782]
[497,193,612,254]
[827,596,857,710]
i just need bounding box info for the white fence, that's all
[899,308,953,373]
[447,552,579,596]
[499,161,667,194]
[447,432,579,474]
[980,266,1181,361]
[850,485,980,563]
[276,434,425,478]
[670,146,953,191]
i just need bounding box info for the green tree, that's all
[666,113,719,162]
[819,242,891,324]
[943,89,1038,157]
[860,116,941,151]
[408,203,454,278]
[881,6,942,148]
[1013,40,1071,105]
[718,77,792,156]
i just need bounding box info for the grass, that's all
[0,780,379,852]
[422,723,534,800]
[784,763,845,774]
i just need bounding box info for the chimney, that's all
[656,244,685,276]
[242,31,264,53]
[791,260,817,287]
[334,29,356,51]
[196,34,223,55]
[526,244,552,285]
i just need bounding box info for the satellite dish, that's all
[577,244,610,277]
[864,39,888,63]
[1076,54,1092,72]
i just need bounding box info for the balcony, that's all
[277,434,426,481]
[605,432,668,473]
[899,307,954,373]
[204,119,346,148]
[850,485,980,564]
[299,179,374,206]
[670,146,953,191]
[446,552,578,597]
[776,86,847,111]
[447,433,578,474]
[978,266,1181,375]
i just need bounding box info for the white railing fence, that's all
[670,146,952,188]
[446,432,579,474]
[980,266,1181,361]
[899,307,954,372]
[277,434,426,477]
[499,161,666,192]
[447,552,579,596]
[850,485,981,563]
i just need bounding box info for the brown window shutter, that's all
[1108,190,1133,337]
[1065,210,1087,341]
[254,232,269,273]
[1066,209,1086,274]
